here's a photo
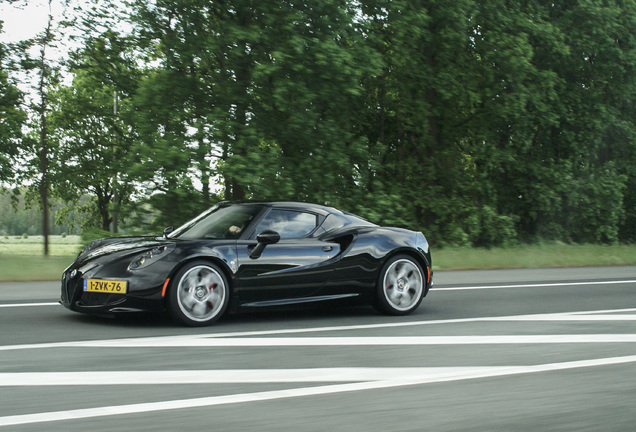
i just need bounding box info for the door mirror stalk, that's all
[249,230,280,259]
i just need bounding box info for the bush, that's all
[470,206,518,248]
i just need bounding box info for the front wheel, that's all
[374,255,425,316]
[167,261,230,326]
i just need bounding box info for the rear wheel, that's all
[374,255,424,315]
[167,261,229,326]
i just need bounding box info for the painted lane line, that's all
[3,355,636,387]
[0,367,532,386]
[2,355,636,428]
[434,279,636,291]
[193,308,636,338]
[3,308,636,352]
[2,334,636,352]
[39,334,636,348]
[0,302,58,308]
[489,314,636,321]
[569,307,636,315]
[1,279,634,310]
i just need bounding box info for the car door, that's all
[234,208,341,306]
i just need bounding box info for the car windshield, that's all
[169,204,264,240]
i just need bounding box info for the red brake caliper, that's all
[207,283,217,308]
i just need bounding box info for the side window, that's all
[253,210,317,239]
[320,214,347,233]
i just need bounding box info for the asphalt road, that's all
[1,266,635,431]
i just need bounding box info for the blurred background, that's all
[1,0,635,255]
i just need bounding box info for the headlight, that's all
[128,244,175,271]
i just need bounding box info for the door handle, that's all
[322,246,333,252]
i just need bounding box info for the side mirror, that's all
[250,230,280,259]
[256,230,281,245]
[163,226,174,238]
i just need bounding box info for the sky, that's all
[0,0,63,43]
[0,0,80,97]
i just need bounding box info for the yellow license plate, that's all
[83,279,128,294]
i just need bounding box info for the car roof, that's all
[223,200,339,217]
[219,200,378,231]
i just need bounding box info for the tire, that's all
[167,261,230,326]
[374,254,425,316]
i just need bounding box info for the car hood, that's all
[77,236,173,264]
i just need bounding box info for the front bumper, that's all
[60,265,168,315]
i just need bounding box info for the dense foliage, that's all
[0,22,26,184]
[1,0,634,247]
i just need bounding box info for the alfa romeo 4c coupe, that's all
[60,201,433,326]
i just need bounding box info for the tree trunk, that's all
[38,8,53,256]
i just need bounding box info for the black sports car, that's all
[60,201,433,326]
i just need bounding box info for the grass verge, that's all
[0,235,82,256]
[0,254,72,282]
[434,243,636,270]
[0,235,80,282]
[0,241,634,282]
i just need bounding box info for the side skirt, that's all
[241,293,359,308]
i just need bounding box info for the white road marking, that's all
[0,367,551,386]
[489,314,636,321]
[8,334,636,349]
[0,278,634,309]
[3,354,636,387]
[2,308,636,352]
[433,279,636,290]
[1,289,635,427]
[2,355,636,427]
[0,302,58,308]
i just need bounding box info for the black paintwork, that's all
[60,201,433,317]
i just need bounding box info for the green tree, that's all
[51,30,139,231]
[359,0,487,245]
[551,1,635,243]
[466,0,570,244]
[0,23,27,184]
[357,0,635,246]
[471,1,634,244]
[128,0,373,226]
[0,188,72,236]
[3,0,629,247]
[14,0,64,255]
[126,0,222,228]
[225,0,376,208]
